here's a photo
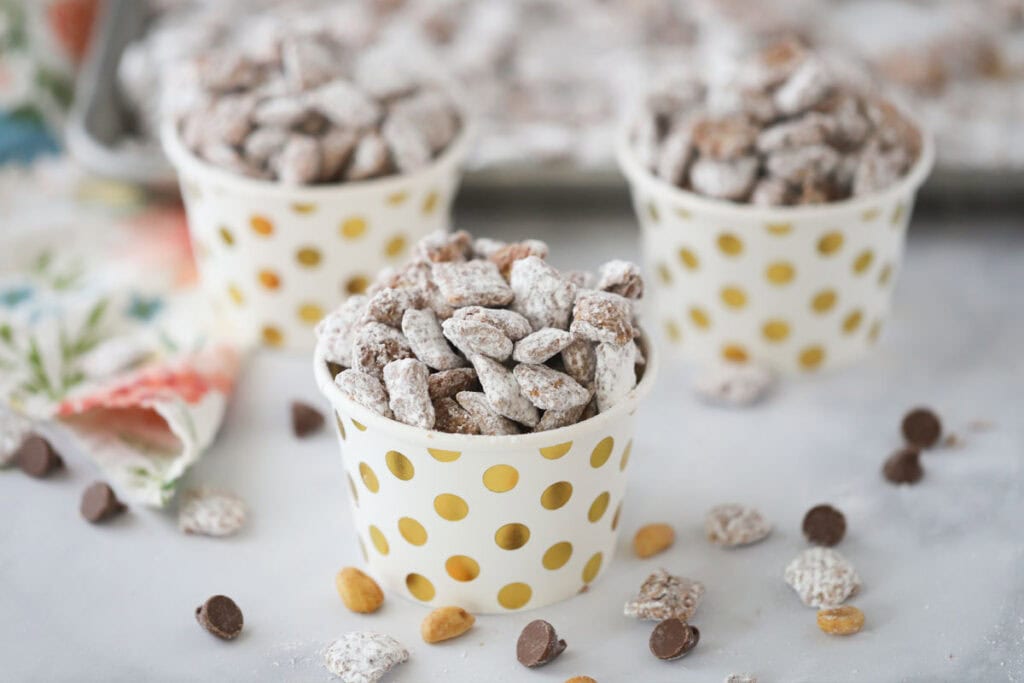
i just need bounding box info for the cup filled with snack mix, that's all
[313,231,656,613]
[162,32,472,353]
[617,39,934,374]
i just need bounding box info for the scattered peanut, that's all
[633,523,675,558]
[816,605,865,635]
[335,567,384,614]
[421,606,476,644]
[566,677,598,683]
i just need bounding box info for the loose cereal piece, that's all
[561,338,597,384]
[517,620,566,668]
[243,126,289,167]
[453,306,532,341]
[624,569,705,621]
[571,290,634,345]
[281,37,339,90]
[473,237,507,258]
[509,256,577,330]
[689,156,758,200]
[402,309,466,371]
[513,328,573,364]
[693,364,775,407]
[252,96,310,128]
[634,523,675,558]
[309,80,381,129]
[815,92,870,148]
[0,409,33,467]
[882,446,924,484]
[817,605,865,635]
[471,356,540,427]
[774,58,833,116]
[196,595,244,641]
[317,296,368,367]
[756,112,834,153]
[208,94,254,147]
[513,364,591,411]
[336,567,384,614]
[901,407,942,448]
[323,632,409,682]
[367,288,428,328]
[705,504,772,547]
[320,128,358,180]
[488,240,549,279]
[276,135,321,185]
[178,489,246,537]
[455,391,521,436]
[852,140,910,196]
[427,367,478,400]
[784,547,861,608]
[421,606,475,644]
[766,144,839,184]
[383,359,435,429]
[649,618,699,661]
[596,260,644,299]
[336,369,393,419]
[442,317,513,361]
[433,260,515,308]
[656,122,695,186]
[802,504,847,547]
[750,177,793,206]
[345,133,390,181]
[693,116,759,160]
[594,342,637,413]
[725,675,758,683]
[382,113,432,173]
[291,401,325,438]
[351,322,414,380]
[416,230,473,263]
[534,402,589,432]
[433,397,480,435]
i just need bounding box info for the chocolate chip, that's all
[649,618,700,661]
[883,446,924,484]
[291,401,325,438]
[516,619,566,667]
[14,435,63,478]
[901,408,941,448]
[80,482,126,524]
[802,504,846,546]
[196,595,244,640]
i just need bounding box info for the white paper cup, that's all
[162,121,473,353]
[616,119,934,374]
[314,337,657,614]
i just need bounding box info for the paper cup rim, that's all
[314,332,658,448]
[161,109,475,199]
[615,102,935,221]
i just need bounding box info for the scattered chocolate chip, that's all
[901,407,941,448]
[80,482,126,524]
[14,435,63,478]
[802,504,846,547]
[291,401,325,438]
[649,618,700,661]
[196,595,244,640]
[883,446,924,484]
[517,619,566,668]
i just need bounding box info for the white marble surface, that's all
[2,206,1022,682]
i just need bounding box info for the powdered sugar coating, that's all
[725,675,758,683]
[624,568,705,622]
[513,364,591,411]
[705,504,772,547]
[471,355,540,428]
[784,547,862,608]
[383,359,435,429]
[433,261,515,308]
[595,342,637,413]
[455,391,520,436]
[336,369,393,418]
[442,317,513,361]
[534,401,590,432]
[453,307,532,341]
[427,367,478,400]
[597,260,644,300]
[178,489,247,537]
[561,338,597,384]
[432,397,479,435]
[512,328,573,364]
[509,257,577,331]
[322,632,408,683]
[689,156,759,200]
[366,288,427,329]
[351,322,414,380]
[571,291,634,346]
[401,309,465,371]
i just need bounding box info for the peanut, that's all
[816,605,864,635]
[335,567,384,614]
[633,523,675,558]
[566,677,598,683]
[421,606,475,644]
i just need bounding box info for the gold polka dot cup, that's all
[616,118,934,374]
[314,336,657,613]
[162,120,472,353]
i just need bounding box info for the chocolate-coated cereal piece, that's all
[416,230,473,264]
[351,322,414,380]
[179,489,247,537]
[453,306,532,341]
[513,328,574,364]
[401,309,466,371]
[656,123,694,186]
[693,116,758,160]
[513,364,591,411]
[319,128,358,180]
[433,260,515,307]
[345,133,391,181]
[15,435,63,478]
[471,355,540,428]
[726,675,758,683]
[509,256,577,330]
[455,391,521,436]
[383,359,435,429]
[382,113,432,173]
[323,632,408,681]
[535,401,590,432]
[883,446,924,484]
[366,288,427,328]
[196,595,244,640]
[596,260,644,299]
[561,338,597,384]
[442,317,513,361]
[80,482,126,524]
[427,367,478,400]
[317,296,368,368]
[309,80,380,129]
[594,342,637,413]
[516,620,566,668]
[275,135,321,185]
[336,369,393,418]
[774,58,833,116]
[291,401,325,438]
[649,618,699,661]
[570,291,634,346]
[689,156,758,200]
[901,407,942,448]
[705,504,772,547]
[625,569,705,621]
[802,504,846,547]
[433,397,480,435]
[488,240,549,279]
